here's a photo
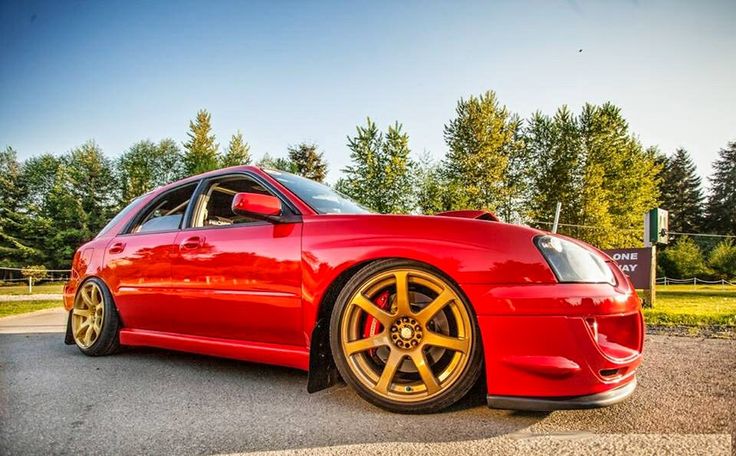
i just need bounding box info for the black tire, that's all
[330,259,483,414]
[72,277,121,356]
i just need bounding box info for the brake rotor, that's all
[362,289,449,374]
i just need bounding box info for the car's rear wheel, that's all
[71,278,121,356]
[330,259,483,413]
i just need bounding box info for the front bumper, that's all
[463,279,644,410]
[487,377,637,411]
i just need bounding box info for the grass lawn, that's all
[644,285,736,328]
[0,283,64,295]
[0,300,63,318]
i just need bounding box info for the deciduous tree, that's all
[442,90,523,220]
[118,139,184,202]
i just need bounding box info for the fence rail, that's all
[656,277,736,286]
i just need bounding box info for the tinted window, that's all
[96,196,144,238]
[129,183,197,234]
[265,169,370,214]
[193,175,273,227]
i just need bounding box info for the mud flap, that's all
[306,318,340,393]
[64,310,74,345]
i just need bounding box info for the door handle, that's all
[108,242,125,254]
[179,236,205,251]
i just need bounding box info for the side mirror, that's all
[231,192,282,220]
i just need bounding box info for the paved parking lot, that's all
[0,317,733,455]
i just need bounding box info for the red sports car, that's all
[63,165,643,413]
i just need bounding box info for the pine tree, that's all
[183,109,219,175]
[443,90,522,219]
[337,118,415,213]
[659,148,705,234]
[287,143,327,182]
[0,147,39,265]
[65,141,120,235]
[705,141,736,235]
[221,131,252,167]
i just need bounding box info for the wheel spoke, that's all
[393,271,412,316]
[423,331,469,353]
[92,286,101,305]
[75,320,90,338]
[375,348,404,394]
[352,294,393,327]
[411,351,440,395]
[84,326,94,345]
[345,333,388,355]
[73,308,91,317]
[81,287,94,307]
[415,289,454,324]
[93,320,102,334]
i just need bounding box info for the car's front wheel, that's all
[71,278,121,356]
[330,259,483,413]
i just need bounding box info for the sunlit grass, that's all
[0,283,64,295]
[0,300,63,318]
[644,285,736,327]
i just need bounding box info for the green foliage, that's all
[705,141,736,235]
[337,118,415,214]
[659,236,710,278]
[708,239,736,279]
[442,90,523,220]
[0,147,40,265]
[221,131,252,167]
[118,139,185,202]
[526,107,582,229]
[183,109,219,175]
[287,143,327,182]
[659,148,705,234]
[21,265,47,280]
[257,153,295,172]
[415,153,456,214]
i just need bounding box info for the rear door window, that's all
[127,183,197,234]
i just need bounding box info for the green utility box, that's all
[645,208,669,246]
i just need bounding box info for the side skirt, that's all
[119,329,310,371]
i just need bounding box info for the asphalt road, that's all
[0,329,733,455]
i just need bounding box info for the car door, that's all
[170,173,303,346]
[105,182,198,332]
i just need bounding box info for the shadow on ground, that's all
[0,334,547,455]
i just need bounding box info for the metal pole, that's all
[552,202,562,234]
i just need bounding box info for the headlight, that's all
[535,235,616,285]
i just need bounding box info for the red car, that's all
[63,166,643,413]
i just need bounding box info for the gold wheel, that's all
[339,268,473,403]
[71,281,105,349]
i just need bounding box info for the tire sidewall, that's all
[329,259,483,414]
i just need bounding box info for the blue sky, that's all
[1,0,734,184]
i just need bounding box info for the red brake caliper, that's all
[362,290,391,356]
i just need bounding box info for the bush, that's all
[709,239,736,280]
[659,236,710,278]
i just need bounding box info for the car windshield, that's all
[265,169,371,215]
